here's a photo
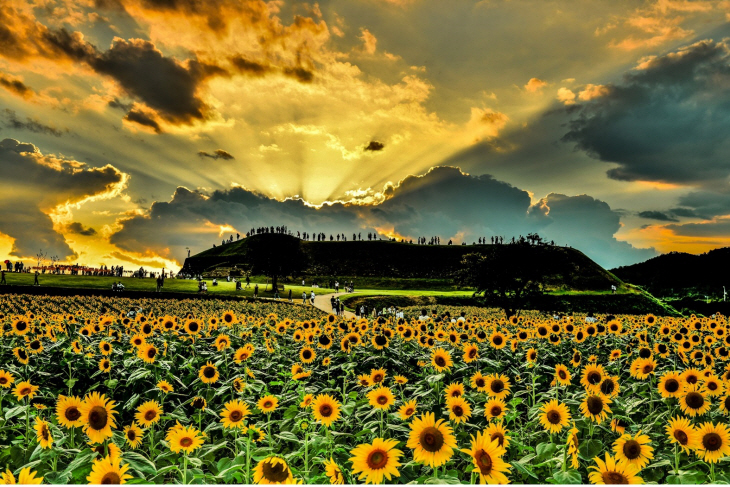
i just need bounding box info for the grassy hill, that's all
[183,233,626,293]
[611,247,730,299]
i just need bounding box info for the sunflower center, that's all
[674,430,689,445]
[19,387,31,396]
[558,371,566,380]
[547,410,562,424]
[686,374,698,384]
[303,350,312,359]
[491,432,504,446]
[203,367,216,379]
[586,396,604,415]
[101,472,121,484]
[603,471,629,484]
[373,374,383,383]
[366,450,389,470]
[0,377,6,385]
[264,401,273,409]
[703,432,722,451]
[16,321,27,331]
[180,437,193,447]
[490,380,504,393]
[490,406,502,417]
[435,356,446,367]
[41,425,49,440]
[453,405,464,416]
[128,430,136,440]
[665,379,679,393]
[623,440,641,459]
[420,426,445,452]
[65,406,81,421]
[144,410,157,421]
[377,395,388,405]
[319,405,333,417]
[189,323,199,332]
[405,407,414,416]
[493,336,503,346]
[685,391,705,409]
[88,406,109,430]
[600,380,615,395]
[230,410,243,422]
[587,372,601,385]
[642,364,654,374]
[707,381,718,391]
[476,378,486,388]
[475,449,493,475]
[147,348,156,358]
[31,341,41,350]
[469,349,477,358]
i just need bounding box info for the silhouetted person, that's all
[0,270,5,285]
[33,271,39,286]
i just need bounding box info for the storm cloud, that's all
[110,166,654,268]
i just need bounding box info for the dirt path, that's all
[311,292,357,319]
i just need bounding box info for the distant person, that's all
[33,271,40,286]
[0,270,5,285]
[236,280,242,291]
[335,281,339,293]
[302,291,307,304]
[274,287,280,300]
[254,284,259,298]
[611,284,616,295]
[245,275,250,288]
[288,289,292,302]
[310,290,315,305]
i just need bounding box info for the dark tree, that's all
[245,234,307,292]
[455,244,551,318]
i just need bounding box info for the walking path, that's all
[312,292,357,319]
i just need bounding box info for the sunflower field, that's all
[1,293,730,484]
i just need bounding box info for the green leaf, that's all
[123,451,157,477]
[536,442,557,461]
[552,470,582,484]
[3,405,27,420]
[276,431,301,443]
[579,439,602,459]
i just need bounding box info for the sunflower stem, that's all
[245,432,251,483]
[182,453,188,484]
[710,462,715,483]
[25,396,30,446]
[673,442,679,475]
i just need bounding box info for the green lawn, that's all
[0,273,334,298]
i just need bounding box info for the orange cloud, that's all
[524,77,547,93]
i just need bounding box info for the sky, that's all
[1,0,730,272]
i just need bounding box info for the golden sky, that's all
[1,0,730,271]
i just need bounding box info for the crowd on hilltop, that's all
[211,226,558,249]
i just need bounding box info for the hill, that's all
[182,234,625,292]
[611,247,730,299]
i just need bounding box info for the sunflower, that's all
[610,349,622,361]
[184,319,202,336]
[398,399,417,420]
[370,368,387,384]
[702,376,724,397]
[567,423,580,468]
[323,457,344,485]
[367,386,395,410]
[539,399,571,433]
[484,398,508,421]
[463,344,479,363]
[611,418,628,434]
[486,421,511,449]
[471,371,489,392]
[658,371,683,399]
[220,399,251,429]
[630,357,657,380]
[349,438,403,484]
[695,421,730,463]
[56,395,84,428]
[299,394,314,409]
[526,348,538,365]
[394,375,408,385]
[485,374,511,400]
[99,358,111,373]
[407,412,457,468]
[720,394,730,415]
[613,431,654,470]
[135,400,163,428]
[461,430,511,484]
[665,416,697,453]
[431,348,453,372]
[157,380,173,394]
[580,364,606,392]
[249,424,266,443]
[580,394,612,424]
[34,417,53,449]
[300,346,316,364]
[552,364,571,386]
[446,396,472,424]
[588,453,643,484]
[234,347,253,363]
[137,344,158,364]
[0,467,43,484]
[681,368,701,386]
[312,394,341,427]
[199,361,220,384]
[679,384,711,417]
[13,381,39,401]
[124,424,144,448]
[79,392,117,444]
[444,382,465,400]
[598,376,621,398]
[489,331,507,349]
[258,395,279,414]
[11,318,30,336]
[168,424,205,454]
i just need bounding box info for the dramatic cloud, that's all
[0,138,127,259]
[0,109,65,137]
[563,39,730,186]
[66,222,97,236]
[110,166,653,268]
[524,77,547,92]
[198,149,235,160]
[638,210,679,222]
[0,74,33,98]
[364,141,384,151]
